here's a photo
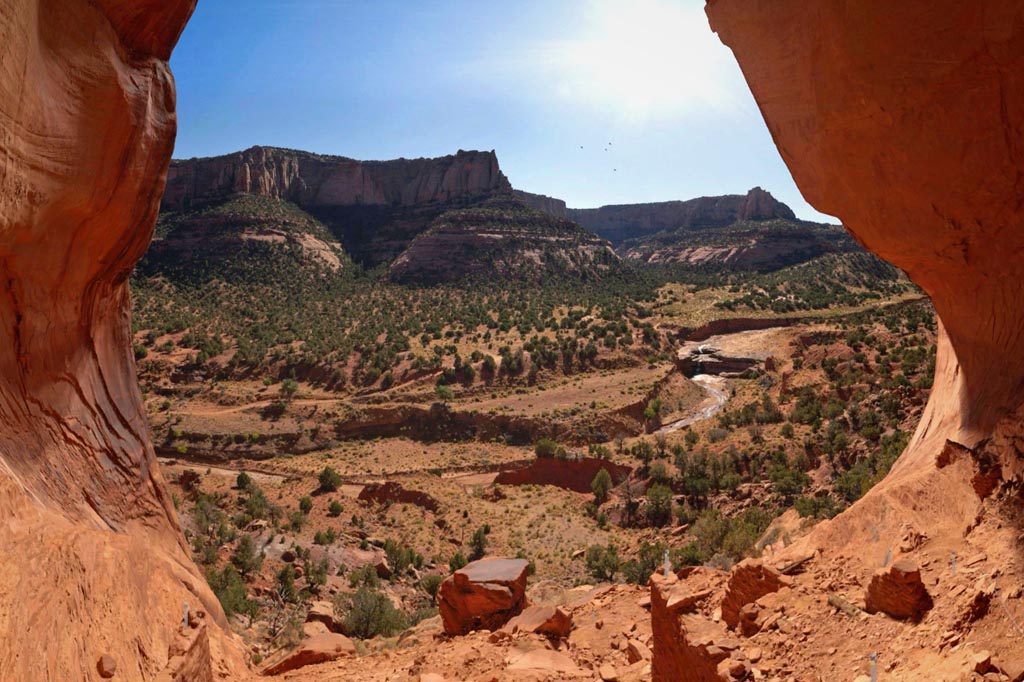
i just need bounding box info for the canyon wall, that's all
[162,146,513,267]
[705,0,1024,554]
[0,0,242,679]
[567,187,795,245]
[513,189,569,218]
[162,146,511,212]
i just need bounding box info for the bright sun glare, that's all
[552,0,742,123]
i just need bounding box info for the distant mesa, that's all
[515,186,798,246]
[162,146,511,269]
[157,146,619,284]
[155,147,850,285]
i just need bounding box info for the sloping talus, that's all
[706,0,1024,559]
[0,1,242,679]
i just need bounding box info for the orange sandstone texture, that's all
[706,0,1024,469]
[704,0,1024,561]
[437,558,530,635]
[0,0,243,679]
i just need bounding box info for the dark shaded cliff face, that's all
[162,146,512,266]
[566,187,796,246]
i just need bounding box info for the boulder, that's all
[375,558,393,580]
[302,621,330,638]
[626,639,652,664]
[305,601,339,633]
[505,648,587,676]
[97,654,117,678]
[721,559,790,630]
[864,559,933,621]
[437,558,530,635]
[502,605,573,638]
[262,633,355,675]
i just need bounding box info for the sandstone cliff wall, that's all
[513,189,569,218]
[706,0,1024,562]
[0,1,243,679]
[567,187,795,245]
[162,146,511,212]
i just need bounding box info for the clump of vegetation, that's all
[645,483,674,527]
[585,544,620,581]
[591,468,613,505]
[318,466,342,492]
[534,438,566,459]
[469,526,489,561]
[335,586,407,639]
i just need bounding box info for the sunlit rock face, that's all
[0,1,242,679]
[706,0,1024,484]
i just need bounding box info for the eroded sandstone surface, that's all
[0,0,242,679]
[707,0,1024,474]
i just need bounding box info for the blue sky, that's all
[171,0,833,221]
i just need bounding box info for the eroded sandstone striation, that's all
[0,0,242,679]
[701,1,1024,587]
[706,0,1024,480]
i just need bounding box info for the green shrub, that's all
[534,438,564,459]
[622,542,666,584]
[236,471,252,491]
[276,564,298,603]
[585,544,620,581]
[318,466,342,493]
[205,564,253,618]
[230,534,263,579]
[348,564,380,589]
[645,483,674,527]
[469,526,489,561]
[591,468,613,504]
[448,552,467,572]
[337,586,407,639]
[794,494,842,519]
[420,574,444,601]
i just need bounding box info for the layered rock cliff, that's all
[567,187,796,246]
[0,0,242,679]
[513,189,569,219]
[162,146,512,266]
[388,195,619,284]
[163,146,510,211]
